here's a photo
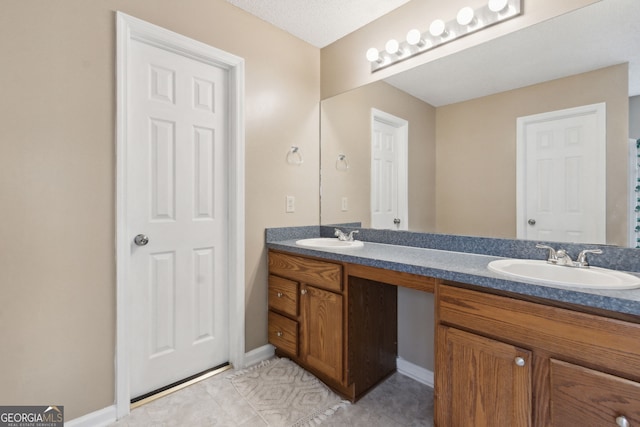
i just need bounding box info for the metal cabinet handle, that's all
[515,357,526,367]
[277,292,283,298]
[528,219,536,225]
[276,331,283,337]
[616,416,629,427]
[134,234,149,246]
[301,289,307,295]
[393,218,401,225]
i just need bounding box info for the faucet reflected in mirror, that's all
[320,0,639,248]
[334,228,359,242]
[535,244,602,268]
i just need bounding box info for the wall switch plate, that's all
[341,197,348,212]
[286,195,295,213]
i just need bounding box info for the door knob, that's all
[528,219,536,226]
[134,234,149,246]
[393,218,401,225]
[515,357,526,367]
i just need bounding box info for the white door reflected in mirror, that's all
[371,109,408,230]
[517,103,606,244]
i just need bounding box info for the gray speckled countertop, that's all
[267,239,640,318]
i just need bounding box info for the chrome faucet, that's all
[334,228,359,242]
[536,244,558,263]
[536,244,602,268]
[575,248,603,267]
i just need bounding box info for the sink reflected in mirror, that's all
[488,259,640,290]
[296,238,364,249]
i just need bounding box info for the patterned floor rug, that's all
[228,358,349,426]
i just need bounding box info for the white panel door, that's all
[517,104,606,243]
[128,38,229,398]
[371,111,408,230]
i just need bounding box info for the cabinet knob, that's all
[277,292,283,298]
[616,416,629,427]
[514,357,526,367]
[276,331,283,337]
[301,289,307,295]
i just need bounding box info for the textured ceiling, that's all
[225,0,411,48]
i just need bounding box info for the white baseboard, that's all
[69,345,275,426]
[243,344,275,368]
[396,357,434,388]
[66,405,116,427]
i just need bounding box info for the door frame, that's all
[115,12,245,418]
[516,102,606,241]
[370,108,409,230]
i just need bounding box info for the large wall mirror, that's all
[320,0,640,247]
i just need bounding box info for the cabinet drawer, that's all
[269,275,298,317]
[438,285,640,378]
[550,359,640,426]
[269,251,342,292]
[268,311,298,357]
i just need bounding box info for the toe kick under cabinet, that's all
[436,283,640,427]
[267,250,398,401]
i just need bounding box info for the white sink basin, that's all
[488,259,640,290]
[295,238,364,249]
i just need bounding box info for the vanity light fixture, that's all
[488,0,510,13]
[385,39,403,56]
[365,47,383,64]
[367,0,522,72]
[429,19,448,38]
[457,6,477,27]
[406,29,426,47]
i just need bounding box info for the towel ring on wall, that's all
[286,146,303,165]
[336,154,349,171]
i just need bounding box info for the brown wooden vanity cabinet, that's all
[436,283,640,427]
[268,251,344,383]
[267,250,398,401]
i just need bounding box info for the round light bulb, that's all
[385,39,400,55]
[406,29,423,46]
[366,47,380,62]
[457,6,475,26]
[488,0,509,13]
[429,19,446,37]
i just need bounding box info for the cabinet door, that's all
[436,325,532,427]
[301,284,343,383]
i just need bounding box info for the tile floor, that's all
[111,363,434,426]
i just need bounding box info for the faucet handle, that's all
[536,244,558,262]
[576,248,603,267]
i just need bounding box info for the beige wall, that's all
[0,0,319,420]
[321,0,599,98]
[436,63,629,245]
[321,81,436,231]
